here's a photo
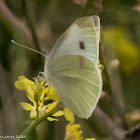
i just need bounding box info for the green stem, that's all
[36,101,39,118]
[17,105,59,140]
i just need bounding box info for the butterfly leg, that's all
[38,71,45,77]
[37,71,46,81]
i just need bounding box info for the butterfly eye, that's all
[79,41,85,49]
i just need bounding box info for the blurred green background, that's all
[0,0,140,140]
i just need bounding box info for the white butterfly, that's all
[12,15,102,119]
[44,15,102,118]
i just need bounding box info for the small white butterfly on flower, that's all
[12,15,102,118]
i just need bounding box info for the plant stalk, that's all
[17,105,59,139]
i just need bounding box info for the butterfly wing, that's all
[47,55,102,118]
[48,16,100,64]
[45,16,102,118]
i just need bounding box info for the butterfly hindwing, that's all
[47,55,102,118]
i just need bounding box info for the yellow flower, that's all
[47,86,60,101]
[16,76,96,139]
[15,76,35,99]
[85,138,95,140]
[15,76,60,119]
[15,76,75,123]
[64,108,75,124]
[64,124,96,140]
[64,124,83,140]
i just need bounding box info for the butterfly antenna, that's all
[11,40,48,58]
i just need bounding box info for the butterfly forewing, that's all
[48,16,100,64]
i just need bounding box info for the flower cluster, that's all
[15,76,74,123]
[64,124,95,140]
[15,76,95,140]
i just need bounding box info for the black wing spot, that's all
[79,41,85,49]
